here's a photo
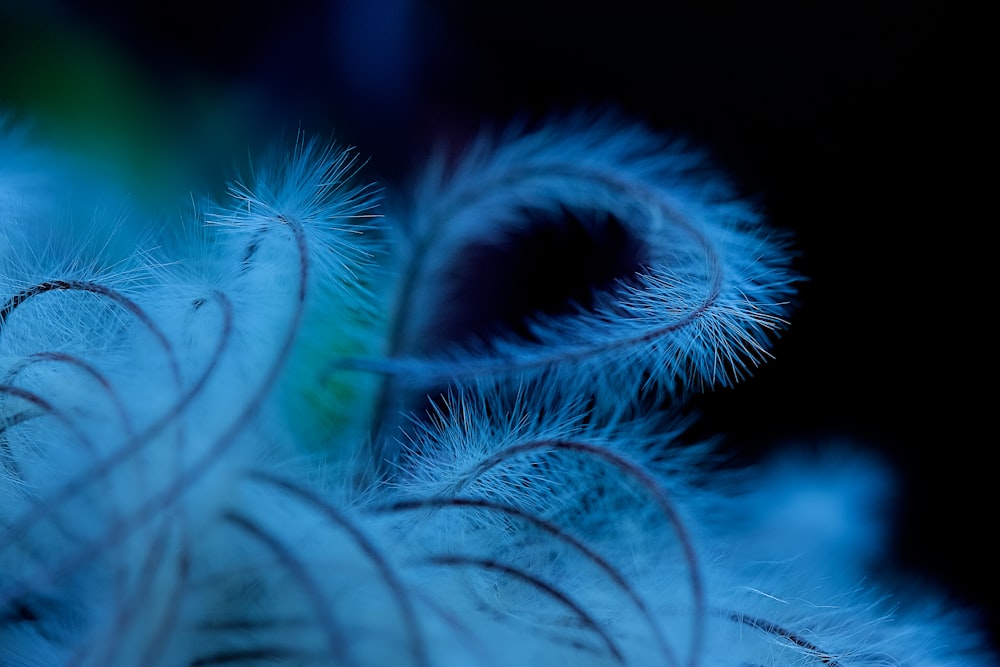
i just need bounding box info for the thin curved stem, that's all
[0,225,305,624]
[0,291,232,552]
[1,351,138,480]
[375,496,678,667]
[455,438,705,667]
[7,351,137,437]
[727,611,842,667]
[361,162,725,466]
[223,510,353,667]
[63,521,175,667]
[0,384,100,463]
[0,279,183,391]
[0,279,189,477]
[247,470,429,667]
[426,554,625,664]
[139,530,192,667]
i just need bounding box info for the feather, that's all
[354,114,798,463]
[0,115,993,666]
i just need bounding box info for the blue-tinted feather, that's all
[0,116,993,666]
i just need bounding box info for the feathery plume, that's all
[0,114,992,666]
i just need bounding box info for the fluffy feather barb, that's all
[0,117,992,666]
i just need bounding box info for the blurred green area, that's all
[0,2,255,209]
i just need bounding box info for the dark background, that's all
[1,0,991,650]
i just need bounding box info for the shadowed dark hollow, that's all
[429,206,649,349]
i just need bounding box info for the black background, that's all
[2,0,992,650]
